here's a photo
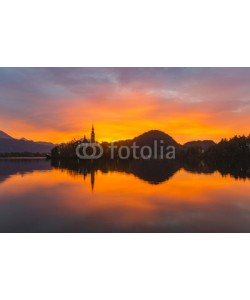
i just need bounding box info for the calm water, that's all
[0,159,250,233]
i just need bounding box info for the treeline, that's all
[51,135,250,162]
[51,140,134,159]
[183,135,250,160]
[51,140,79,159]
[205,135,250,162]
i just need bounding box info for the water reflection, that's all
[51,158,250,190]
[51,159,183,188]
[0,159,249,233]
[0,159,52,183]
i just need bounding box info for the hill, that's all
[102,130,181,159]
[0,130,55,154]
[133,130,181,148]
[0,130,13,139]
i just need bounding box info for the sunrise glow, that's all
[0,68,249,144]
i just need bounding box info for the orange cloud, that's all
[1,68,249,144]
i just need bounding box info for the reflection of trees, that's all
[51,159,182,185]
[182,160,250,180]
[51,156,250,187]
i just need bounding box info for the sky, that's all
[0,67,249,144]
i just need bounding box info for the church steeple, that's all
[91,124,95,143]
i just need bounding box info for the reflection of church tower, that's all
[83,167,88,181]
[91,125,95,144]
[91,168,95,191]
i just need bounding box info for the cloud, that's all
[0,68,249,143]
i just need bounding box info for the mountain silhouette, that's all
[132,130,181,148]
[0,130,14,139]
[0,130,55,154]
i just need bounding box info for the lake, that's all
[0,159,250,233]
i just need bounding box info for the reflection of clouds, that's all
[0,167,250,232]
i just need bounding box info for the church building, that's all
[81,125,96,144]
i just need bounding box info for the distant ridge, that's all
[0,130,55,154]
[0,130,13,139]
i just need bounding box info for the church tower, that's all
[91,125,95,143]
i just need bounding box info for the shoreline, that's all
[0,157,47,160]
